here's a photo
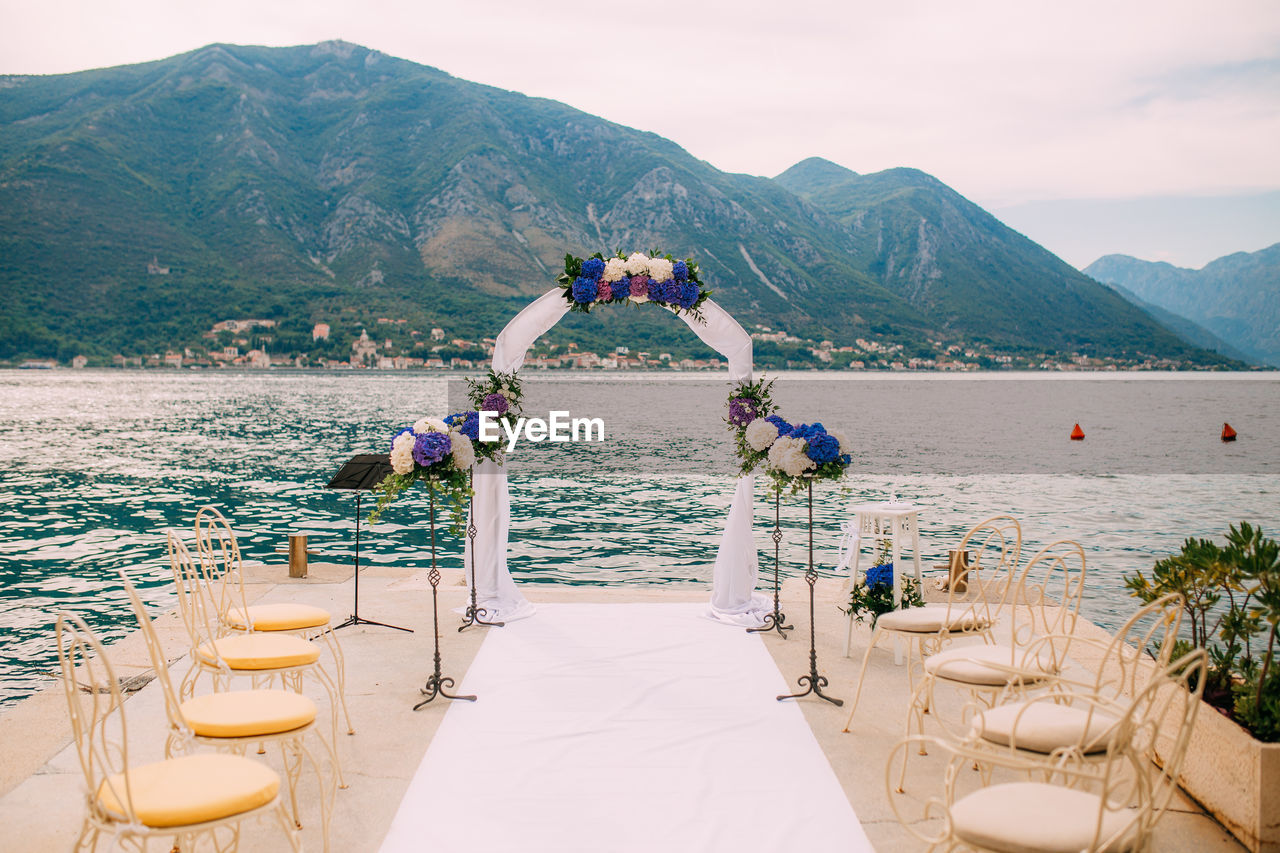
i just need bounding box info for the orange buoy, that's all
[1221,422,1238,442]
[1070,423,1085,441]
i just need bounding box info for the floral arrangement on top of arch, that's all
[557,251,711,321]
[726,378,853,492]
[367,370,524,529]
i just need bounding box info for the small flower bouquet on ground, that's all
[557,251,710,321]
[368,417,475,531]
[842,540,925,626]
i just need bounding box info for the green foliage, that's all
[368,470,470,536]
[1125,521,1280,740]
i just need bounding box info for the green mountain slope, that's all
[0,42,1233,368]
[774,157,1221,360]
[1085,246,1280,366]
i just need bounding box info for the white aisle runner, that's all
[380,603,873,853]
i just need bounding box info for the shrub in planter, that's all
[1125,521,1280,742]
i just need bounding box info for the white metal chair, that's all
[122,573,338,851]
[894,538,1087,790]
[885,648,1207,853]
[964,593,1185,776]
[842,515,1023,733]
[195,506,354,737]
[56,609,300,852]
[167,530,348,788]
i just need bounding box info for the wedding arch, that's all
[463,263,769,626]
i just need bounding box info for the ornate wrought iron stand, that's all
[748,488,793,637]
[459,470,504,632]
[778,482,843,706]
[414,487,475,709]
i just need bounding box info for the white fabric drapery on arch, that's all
[464,289,770,625]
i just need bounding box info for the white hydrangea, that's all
[390,431,416,474]
[827,428,851,456]
[413,416,448,434]
[647,257,674,283]
[767,436,815,478]
[449,432,475,469]
[602,257,627,282]
[745,418,780,452]
[624,252,650,276]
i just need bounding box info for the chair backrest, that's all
[1092,648,1207,849]
[939,515,1023,631]
[167,530,228,662]
[194,506,252,629]
[834,520,858,576]
[56,610,138,826]
[1006,539,1087,668]
[119,572,189,739]
[1091,593,1184,700]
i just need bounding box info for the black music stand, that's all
[327,454,413,633]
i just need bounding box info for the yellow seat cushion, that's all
[97,753,279,828]
[875,604,990,633]
[970,700,1121,754]
[925,644,1057,686]
[197,633,320,670]
[950,782,1138,853]
[181,689,317,738]
[227,603,331,631]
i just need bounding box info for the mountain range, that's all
[1086,245,1280,367]
[0,40,1240,367]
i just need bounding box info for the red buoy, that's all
[1070,423,1085,441]
[1222,422,1238,442]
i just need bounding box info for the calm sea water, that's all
[1,370,1277,706]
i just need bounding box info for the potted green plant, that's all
[842,540,925,626]
[1125,522,1280,852]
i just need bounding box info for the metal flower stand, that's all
[413,487,476,709]
[777,482,843,706]
[748,489,793,638]
[459,470,504,632]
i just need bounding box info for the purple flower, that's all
[765,415,793,436]
[412,431,452,467]
[629,275,649,299]
[571,276,598,303]
[391,426,415,453]
[728,397,757,428]
[580,257,606,280]
[481,392,509,414]
[597,281,613,302]
[673,260,689,282]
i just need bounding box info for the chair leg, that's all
[272,799,303,853]
[280,740,304,829]
[306,666,348,789]
[897,676,933,793]
[842,626,884,732]
[301,731,338,853]
[315,627,354,735]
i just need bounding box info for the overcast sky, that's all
[3,0,1278,267]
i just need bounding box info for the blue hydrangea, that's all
[805,432,840,464]
[581,257,605,280]
[390,426,415,453]
[672,260,689,282]
[445,411,480,440]
[647,277,667,304]
[866,562,894,590]
[676,282,699,309]
[765,415,793,436]
[571,276,599,303]
[839,453,852,466]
